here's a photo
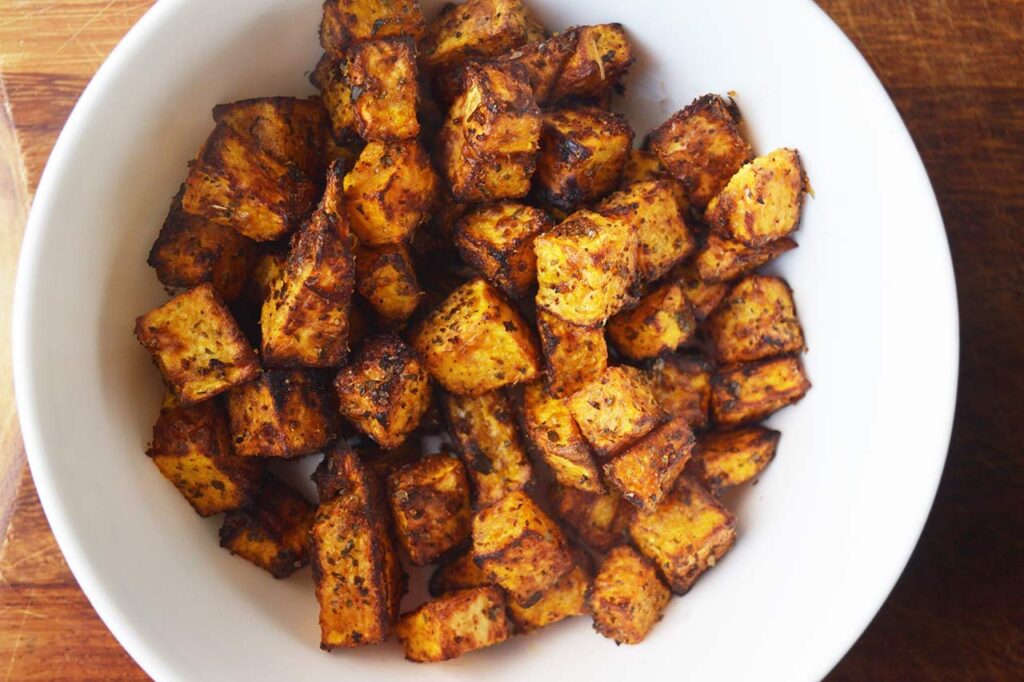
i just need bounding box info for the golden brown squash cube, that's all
[534,107,634,212]
[181,123,317,242]
[146,397,263,517]
[550,23,633,102]
[355,242,421,325]
[706,148,807,247]
[311,444,406,649]
[311,54,358,140]
[567,366,665,458]
[136,284,260,405]
[245,248,288,307]
[508,563,590,632]
[443,390,534,507]
[695,232,798,284]
[148,191,255,302]
[710,356,811,427]
[535,309,608,397]
[419,0,538,70]
[588,545,670,644]
[629,475,736,594]
[439,61,541,202]
[472,489,574,606]
[319,0,425,56]
[520,382,602,492]
[706,274,806,364]
[453,202,552,299]
[212,96,329,180]
[429,550,494,596]
[413,278,541,395]
[599,179,696,284]
[387,454,472,565]
[397,586,510,662]
[606,282,697,362]
[225,370,335,458]
[261,164,356,367]
[549,484,633,553]
[646,355,712,430]
[347,38,421,141]
[534,210,638,326]
[693,426,780,494]
[603,416,695,513]
[334,334,432,448]
[343,139,439,245]
[647,94,753,208]
[219,473,316,578]
[312,441,376,500]
[497,31,575,104]
[670,261,728,319]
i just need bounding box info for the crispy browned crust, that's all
[225,370,336,457]
[355,242,422,325]
[695,233,798,283]
[647,93,753,208]
[347,38,421,141]
[334,333,432,448]
[549,24,633,101]
[705,274,806,364]
[710,355,811,426]
[319,0,425,57]
[669,261,729,319]
[428,549,494,596]
[135,283,260,405]
[606,282,697,362]
[218,473,316,578]
[311,53,358,140]
[396,586,510,662]
[549,484,633,553]
[519,382,603,493]
[566,366,666,458]
[645,354,713,430]
[495,31,576,104]
[356,439,424,484]
[507,562,590,633]
[453,202,551,299]
[692,426,780,494]
[244,247,288,307]
[418,0,538,71]
[535,309,608,397]
[386,453,472,565]
[587,546,670,644]
[146,397,264,517]
[534,107,634,212]
[603,416,696,512]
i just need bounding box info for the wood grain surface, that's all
[0,1,1021,680]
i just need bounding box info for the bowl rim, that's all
[12,0,959,680]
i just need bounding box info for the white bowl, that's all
[13,0,958,680]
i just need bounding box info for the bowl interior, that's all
[13,0,957,680]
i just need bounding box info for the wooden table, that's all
[0,1,1021,679]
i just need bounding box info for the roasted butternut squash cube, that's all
[670,261,728,319]
[604,416,695,513]
[453,202,551,299]
[355,243,421,325]
[311,444,406,649]
[520,382,602,492]
[629,475,736,594]
[429,550,494,596]
[219,473,316,578]
[136,284,260,404]
[549,484,632,553]
[148,191,255,302]
[710,356,811,426]
[647,94,753,208]
[397,586,510,662]
[567,366,664,458]
[534,210,638,325]
[343,140,439,245]
[439,61,541,202]
[212,96,329,181]
[646,355,712,430]
[443,390,534,507]
[413,278,541,395]
[497,31,575,104]
[472,490,574,606]
[312,441,373,500]
[695,233,798,283]
[508,563,590,632]
[311,54,358,140]
[347,38,421,141]
[245,248,288,306]
[146,397,263,516]
[534,107,633,212]
[261,164,356,367]
[599,179,696,284]
[706,274,806,364]
[694,426,780,494]
[535,309,607,397]
[181,123,317,242]
[225,370,335,457]
[706,148,807,247]
[386,454,472,565]
[550,23,633,102]
[419,0,538,70]
[588,545,669,644]
[334,334,431,448]
[320,0,425,56]
[607,282,697,362]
